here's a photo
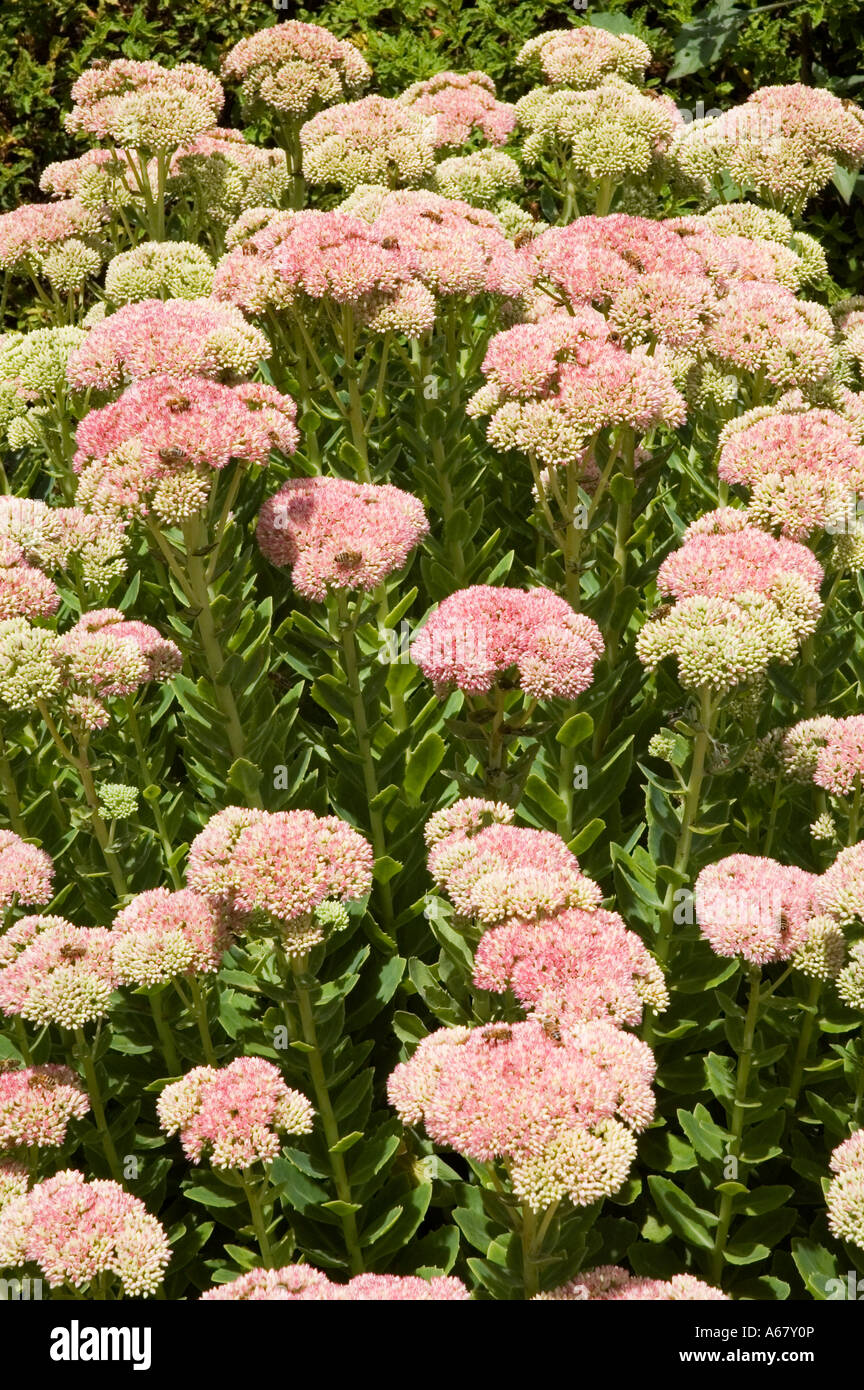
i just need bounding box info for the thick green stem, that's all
[712,967,761,1285]
[189,977,217,1066]
[74,1028,123,1182]
[126,699,182,888]
[150,991,180,1075]
[0,730,25,835]
[240,1170,274,1268]
[290,958,363,1274]
[787,977,821,1106]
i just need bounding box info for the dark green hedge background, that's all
[3,1,864,279]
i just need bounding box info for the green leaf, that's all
[556,712,594,748]
[647,1176,717,1249]
[792,1240,842,1300]
[404,731,446,805]
[668,2,744,81]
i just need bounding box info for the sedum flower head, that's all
[222,21,370,121]
[411,585,604,700]
[300,95,436,191]
[201,1265,469,1300]
[836,941,864,1010]
[427,819,601,926]
[0,541,59,621]
[66,298,269,390]
[432,149,523,208]
[105,242,215,305]
[816,841,864,926]
[424,798,514,849]
[398,71,516,149]
[96,783,138,820]
[0,831,53,910]
[827,1130,864,1248]
[782,715,864,796]
[0,199,100,275]
[168,128,290,226]
[517,27,651,89]
[187,808,373,955]
[158,1058,314,1169]
[0,1062,89,1148]
[473,906,668,1027]
[539,1265,728,1300]
[257,475,427,600]
[388,1019,654,1210]
[0,918,118,1028]
[111,888,233,987]
[65,58,222,152]
[0,1168,170,1295]
[694,855,817,964]
[792,914,846,982]
[0,1160,27,1211]
[516,82,682,181]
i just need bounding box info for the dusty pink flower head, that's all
[783,716,864,797]
[0,831,54,910]
[0,497,127,590]
[816,841,864,925]
[65,59,223,152]
[66,299,269,390]
[473,906,668,1028]
[0,199,99,273]
[532,216,717,351]
[657,524,824,616]
[517,28,651,88]
[0,542,59,621]
[167,128,290,225]
[0,1062,89,1148]
[717,408,864,540]
[340,188,533,300]
[0,1168,170,1295]
[674,84,864,210]
[111,888,233,987]
[212,209,436,336]
[398,71,516,148]
[300,95,436,191]
[0,1159,27,1210]
[470,319,686,467]
[257,476,428,601]
[428,820,602,926]
[74,375,298,523]
[827,1129,864,1248]
[705,282,834,390]
[539,1265,728,1300]
[411,586,603,700]
[158,1058,314,1169]
[388,1019,655,1210]
[424,797,514,848]
[58,609,181,695]
[694,855,817,963]
[188,808,373,954]
[222,21,370,119]
[201,1266,469,1300]
[0,918,118,1029]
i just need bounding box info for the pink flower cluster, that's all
[657,522,824,608]
[410,586,604,699]
[0,918,118,1029]
[187,807,373,954]
[398,71,516,149]
[469,312,686,466]
[299,95,437,191]
[202,1265,469,1300]
[0,540,59,621]
[74,374,298,522]
[0,199,98,272]
[539,1265,728,1300]
[517,27,651,88]
[66,299,269,390]
[473,907,668,1027]
[157,1057,314,1169]
[783,716,864,797]
[826,1129,864,1249]
[0,831,54,910]
[388,1019,655,1209]
[111,888,233,987]
[0,1168,170,1295]
[341,188,533,301]
[426,810,602,926]
[257,476,428,600]
[65,58,223,152]
[212,209,437,336]
[0,1062,89,1148]
[704,282,834,389]
[222,21,371,119]
[815,841,864,926]
[58,608,182,694]
[717,408,864,539]
[694,855,817,964]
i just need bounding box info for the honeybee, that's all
[241,242,259,257]
[159,446,188,464]
[536,1013,563,1043]
[28,1072,59,1092]
[59,944,86,963]
[646,603,673,622]
[333,550,362,566]
[164,396,190,414]
[480,1023,511,1043]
